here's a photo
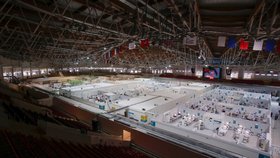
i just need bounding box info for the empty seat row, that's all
[1,102,92,131]
[2,103,37,125]
[0,130,149,158]
[54,117,91,131]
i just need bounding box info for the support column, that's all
[222,67,227,80]
[30,68,32,77]
[21,66,24,79]
[29,62,32,78]
[0,65,3,80]
[11,66,14,78]
[238,69,244,79]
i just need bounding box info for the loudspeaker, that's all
[191,68,195,74]
[92,120,99,132]
[226,69,232,75]
[124,109,128,117]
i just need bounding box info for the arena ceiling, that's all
[0,0,279,70]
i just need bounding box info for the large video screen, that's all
[203,67,222,79]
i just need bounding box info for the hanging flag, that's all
[253,40,263,51]
[239,38,249,50]
[183,35,197,45]
[140,39,149,48]
[140,39,145,48]
[147,39,150,47]
[110,49,115,57]
[114,47,120,55]
[277,40,280,53]
[145,39,150,47]
[128,42,136,50]
[217,36,226,47]
[191,68,195,74]
[226,69,232,76]
[227,37,236,48]
[265,39,275,52]
[119,45,125,54]
[117,46,125,59]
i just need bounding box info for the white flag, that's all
[128,42,136,50]
[253,40,263,51]
[217,36,226,47]
[183,35,197,45]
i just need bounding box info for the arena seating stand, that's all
[0,130,150,158]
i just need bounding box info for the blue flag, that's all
[227,37,236,48]
[265,39,275,52]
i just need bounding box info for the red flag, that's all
[145,39,149,47]
[277,40,280,53]
[119,45,124,54]
[140,39,149,48]
[110,49,115,57]
[239,38,249,50]
[140,39,145,48]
